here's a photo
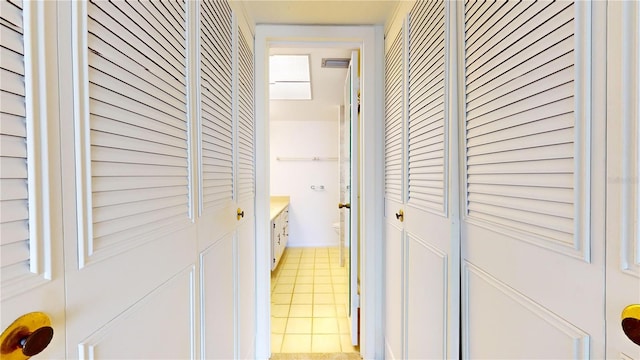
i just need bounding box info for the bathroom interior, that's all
[268,45,360,354]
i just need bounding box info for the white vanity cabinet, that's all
[270,196,290,270]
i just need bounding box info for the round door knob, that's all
[20,326,54,357]
[622,304,640,346]
[395,209,404,222]
[338,203,350,209]
[237,208,245,220]
[1,312,54,359]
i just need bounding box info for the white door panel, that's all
[383,1,458,358]
[44,1,256,358]
[460,1,607,358]
[0,1,65,357]
[201,235,235,359]
[607,1,640,358]
[384,198,404,360]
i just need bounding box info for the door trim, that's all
[254,25,384,359]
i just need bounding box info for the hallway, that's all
[270,247,359,353]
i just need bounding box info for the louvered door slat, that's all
[385,28,404,201]
[87,0,189,248]
[1,0,30,284]
[407,0,446,212]
[237,29,255,200]
[89,99,186,139]
[92,176,188,193]
[93,186,188,208]
[200,0,233,210]
[88,2,185,86]
[87,32,185,98]
[88,83,186,130]
[88,53,185,111]
[465,0,577,252]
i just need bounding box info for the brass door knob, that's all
[622,304,640,346]
[237,208,245,220]
[0,312,54,359]
[395,209,404,222]
[338,203,351,209]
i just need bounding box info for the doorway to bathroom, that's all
[267,45,359,353]
[254,25,384,358]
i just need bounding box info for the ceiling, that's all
[237,0,400,26]
[269,47,352,122]
[235,0,401,122]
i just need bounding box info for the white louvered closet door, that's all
[236,27,256,360]
[404,0,458,359]
[1,0,65,357]
[63,1,197,357]
[383,23,405,360]
[384,1,457,359]
[197,1,257,359]
[460,1,606,358]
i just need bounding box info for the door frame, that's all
[254,25,385,358]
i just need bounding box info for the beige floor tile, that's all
[340,334,359,352]
[294,284,313,293]
[314,284,333,293]
[313,304,336,317]
[338,317,350,334]
[291,293,313,305]
[297,269,314,276]
[315,269,331,277]
[296,276,314,284]
[312,317,339,334]
[271,333,284,353]
[272,293,292,304]
[271,247,357,355]
[272,304,290,318]
[272,317,288,333]
[278,276,296,284]
[289,304,313,317]
[273,284,295,293]
[314,276,332,284]
[314,293,334,304]
[279,269,298,277]
[285,317,312,334]
[311,334,342,352]
[281,334,312,353]
[332,276,347,284]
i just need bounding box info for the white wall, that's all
[270,120,340,247]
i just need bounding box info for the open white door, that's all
[343,50,360,346]
[607,2,640,358]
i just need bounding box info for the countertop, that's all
[270,196,290,220]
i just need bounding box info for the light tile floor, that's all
[271,247,359,354]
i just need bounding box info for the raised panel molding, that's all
[462,262,590,359]
[406,232,448,359]
[200,234,235,359]
[77,265,196,359]
[1,0,53,300]
[619,0,640,278]
[464,1,592,262]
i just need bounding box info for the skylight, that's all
[269,55,312,100]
